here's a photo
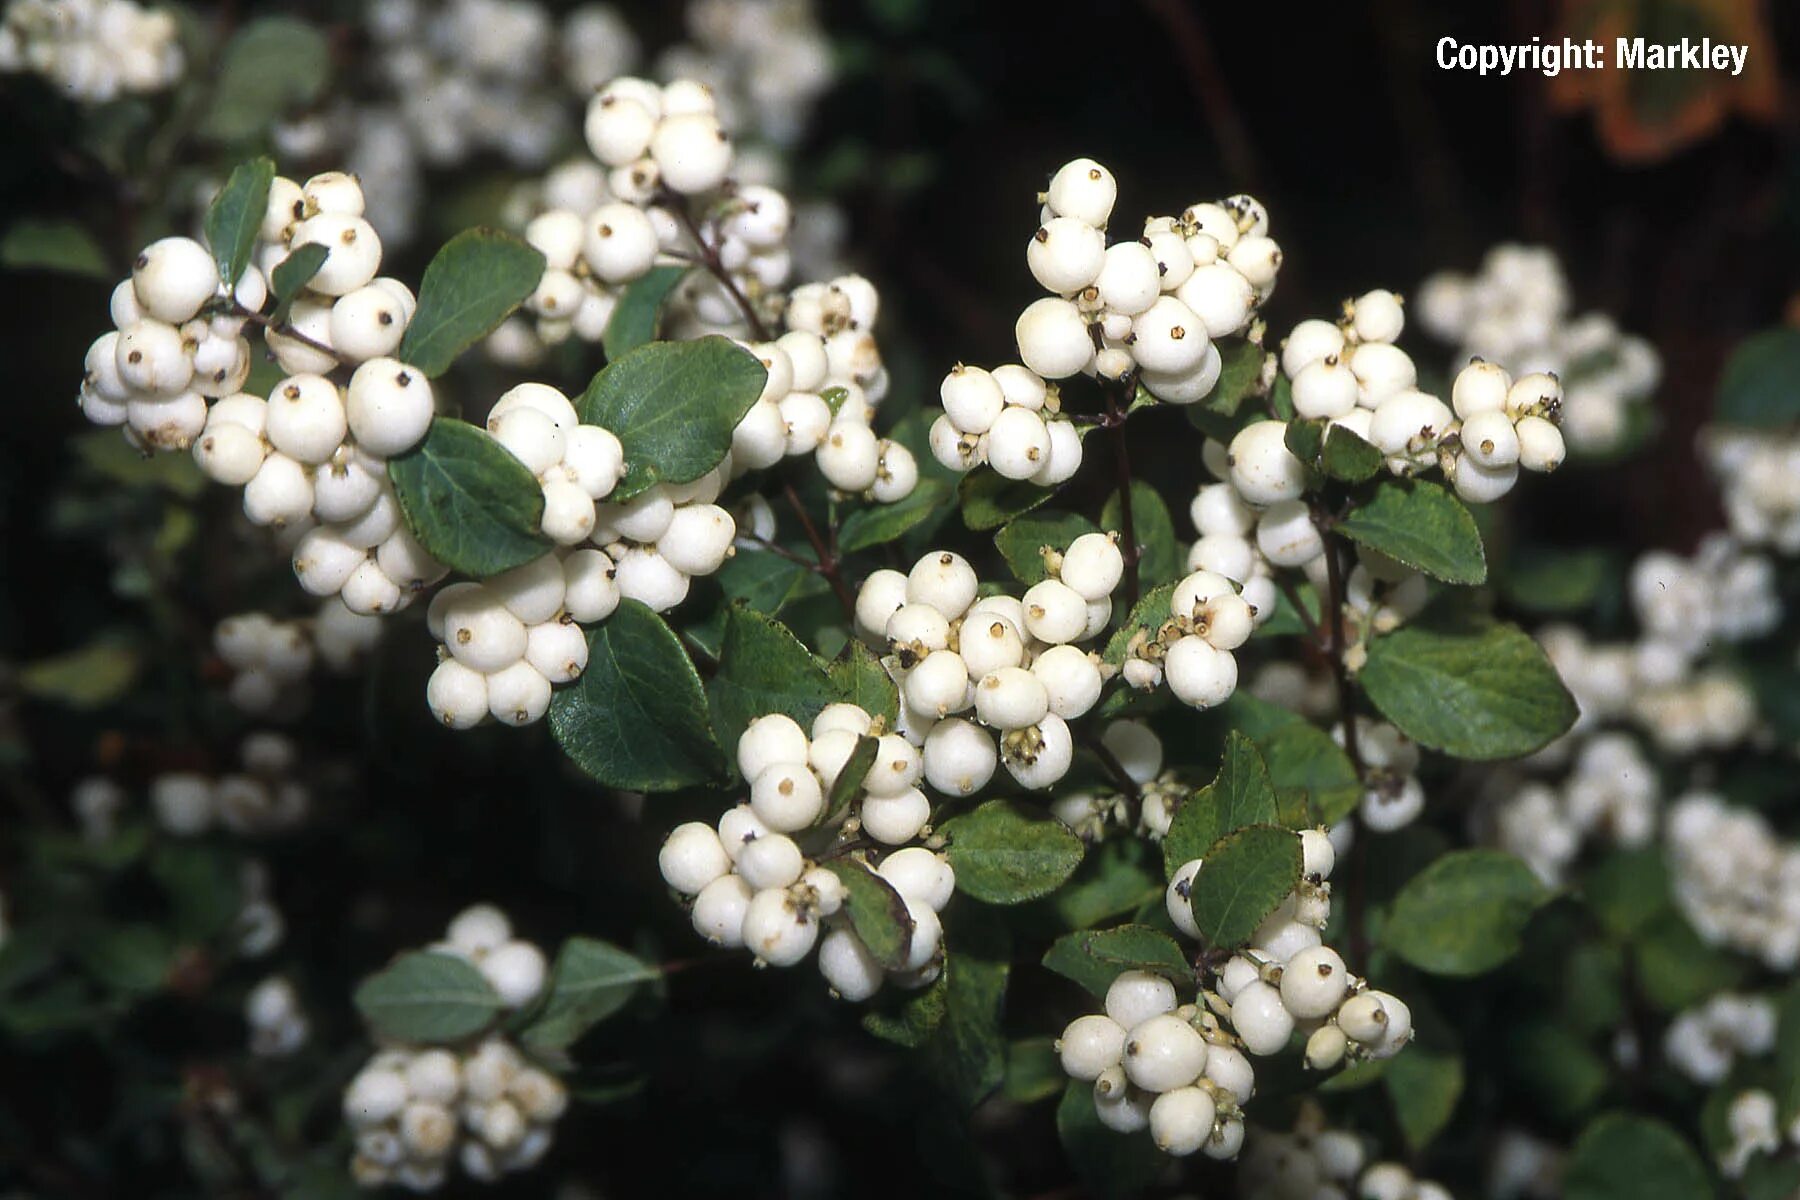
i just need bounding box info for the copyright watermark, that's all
[1436,36,1749,78]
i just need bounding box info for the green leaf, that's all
[1384,1048,1464,1152]
[1056,1080,1164,1200]
[1284,416,1327,465]
[74,924,174,995]
[1583,848,1673,941]
[577,337,766,501]
[1338,479,1487,585]
[920,907,1010,1110]
[1506,1021,1609,1121]
[387,418,551,577]
[823,860,915,971]
[1360,611,1577,760]
[203,158,274,288]
[714,547,826,616]
[1003,1037,1067,1104]
[939,799,1086,904]
[1100,480,1180,586]
[1501,545,1616,615]
[399,229,545,377]
[839,478,953,553]
[19,638,141,709]
[862,973,947,1048]
[1040,838,1164,931]
[268,242,327,325]
[1322,424,1383,481]
[549,602,727,790]
[1198,337,1269,416]
[150,843,243,942]
[200,17,331,141]
[1383,849,1549,976]
[1563,1113,1710,1200]
[519,938,659,1052]
[821,736,878,827]
[602,265,688,360]
[0,218,109,278]
[1257,720,1361,825]
[353,951,504,1044]
[1162,731,1278,877]
[1634,914,1748,1012]
[1777,982,1800,1123]
[1101,582,1177,667]
[1716,328,1800,427]
[993,510,1100,584]
[1186,824,1301,949]
[1041,925,1191,998]
[826,640,900,722]
[708,606,837,764]
[959,470,1054,531]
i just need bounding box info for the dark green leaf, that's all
[602,265,688,360]
[1338,479,1487,585]
[577,336,766,500]
[0,218,109,278]
[1056,1080,1164,1200]
[715,546,826,615]
[1716,328,1800,427]
[74,924,174,995]
[1101,582,1177,667]
[1583,848,1673,941]
[1506,1021,1609,1121]
[1563,1113,1710,1200]
[1003,1037,1067,1104]
[708,606,836,764]
[1385,1048,1464,1152]
[1383,849,1549,976]
[1259,721,1361,825]
[823,860,915,971]
[1777,981,1800,1123]
[150,844,243,942]
[1199,337,1269,416]
[203,158,274,287]
[1360,611,1577,759]
[1100,480,1180,587]
[839,478,953,552]
[268,243,326,324]
[519,938,659,1052]
[1041,925,1191,998]
[1284,416,1326,464]
[959,470,1054,530]
[993,510,1100,584]
[1322,424,1383,481]
[549,601,727,790]
[821,736,878,827]
[920,906,1010,1110]
[940,799,1086,904]
[1162,731,1278,877]
[1040,838,1164,931]
[827,640,900,722]
[387,417,551,577]
[200,18,331,141]
[353,951,504,1043]
[863,972,947,1048]
[399,229,545,376]
[1501,545,1616,615]
[1187,824,1301,949]
[1634,914,1748,1012]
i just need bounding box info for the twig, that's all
[1314,517,1365,780]
[736,532,818,570]
[233,304,353,370]
[781,481,855,621]
[659,191,772,341]
[1079,726,1142,809]
[1275,572,1325,649]
[1137,0,1264,190]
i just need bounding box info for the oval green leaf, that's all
[1338,479,1487,585]
[354,951,504,1044]
[940,799,1086,904]
[387,417,551,577]
[399,229,546,377]
[1383,849,1549,976]
[1186,824,1301,949]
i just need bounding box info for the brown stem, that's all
[1315,518,1366,781]
[1079,726,1141,808]
[737,531,818,570]
[1275,572,1325,649]
[233,304,352,370]
[660,191,773,341]
[1137,0,1264,191]
[782,481,855,621]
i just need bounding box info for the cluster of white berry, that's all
[1666,793,1800,969]
[1416,244,1660,454]
[659,706,955,999]
[1716,1088,1800,1180]
[0,0,181,102]
[245,975,310,1058]
[345,1039,567,1191]
[1114,566,1257,711]
[483,383,626,546]
[1058,830,1408,1157]
[143,732,310,838]
[1240,1105,1452,1200]
[345,906,562,1190]
[1662,991,1776,1084]
[1489,732,1658,885]
[213,601,383,716]
[1704,426,1800,553]
[1535,537,1771,756]
[1335,718,1427,834]
[854,548,1124,791]
[76,170,455,618]
[1050,720,1193,842]
[664,0,832,150]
